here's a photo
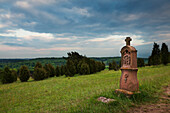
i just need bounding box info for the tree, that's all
[12,70,18,82]
[0,69,3,82]
[44,64,55,77]
[19,65,30,82]
[1,67,14,84]
[102,62,105,70]
[48,64,55,77]
[43,64,50,78]
[65,60,76,77]
[56,66,60,77]
[148,42,161,65]
[60,65,65,76]
[80,63,90,75]
[35,62,43,68]
[161,43,169,65]
[33,68,46,81]
[109,60,118,71]
[137,58,145,67]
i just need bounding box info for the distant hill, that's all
[0,57,148,70]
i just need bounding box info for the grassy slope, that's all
[0,65,170,113]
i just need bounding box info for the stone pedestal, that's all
[116,37,139,94]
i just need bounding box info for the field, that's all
[0,64,169,113]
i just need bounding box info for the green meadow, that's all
[0,64,170,113]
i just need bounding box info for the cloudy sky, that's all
[0,0,170,58]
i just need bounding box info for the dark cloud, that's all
[0,0,170,58]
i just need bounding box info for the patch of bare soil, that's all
[128,85,170,113]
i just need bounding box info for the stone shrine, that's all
[117,37,139,93]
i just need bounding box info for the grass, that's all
[0,64,170,113]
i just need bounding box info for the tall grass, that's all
[0,64,170,113]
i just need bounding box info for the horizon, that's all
[0,0,170,58]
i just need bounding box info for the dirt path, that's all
[128,85,170,113]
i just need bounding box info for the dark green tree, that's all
[56,66,60,77]
[89,59,96,73]
[12,70,18,82]
[0,69,3,82]
[44,64,55,77]
[33,68,46,81]
[102,62,105,70]
[43,64,50,78]
[148,42,161,65]
[80,63,90,75]
[65,60,76,77]
[19,65,30,82]
[60,65,65,76]
[137,58,145,67]
[48,64,55,77]
[1,67,14,84]
[109,60,118,71]
[35,62,43,68]
[161,43,169,65]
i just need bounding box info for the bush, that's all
[48,64,55,77]
[19,65,30,82]
[109,60,118,71]
[89,60,96,74]
[56,66,60,77]
[44,64,55,77]
[60,65,65,76]
[0,69,3,82]
[35,62,43,68]
[2,67,14,84]
[65,60,76,77]
[44,64,50,78]
[101,62,105,70]
[12,70,18,82]
[33,68,46,81]
[137,58,145,67]
[80,63,90,75]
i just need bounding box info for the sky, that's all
[0,0,170,58]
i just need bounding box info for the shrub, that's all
[137,58,145,67]
[44,64,50,78]
[35,62,43,68]
[102,62,105,70]
[12,70,18,82]
[33,68,46,81]
[2,67,14,84]
[65,60,76,77]
[109,60,118,71]
[44,64,55,77]
[0,69,3,82]
[89,60,96,74]
[48,64,55,77]
[77,61,83,74]
[60,65,65,76]
[80,63,90,75]
[56,66,60,77]
[19,65,30,82]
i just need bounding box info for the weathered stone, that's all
[119,37,139,92]
[97,97,116,103]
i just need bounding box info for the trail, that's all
[128,85,170,113]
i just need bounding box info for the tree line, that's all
[108,42,169,71]
[148,42,169,65]
[0,52,105,84]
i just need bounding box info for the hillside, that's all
[0,64,169,113]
